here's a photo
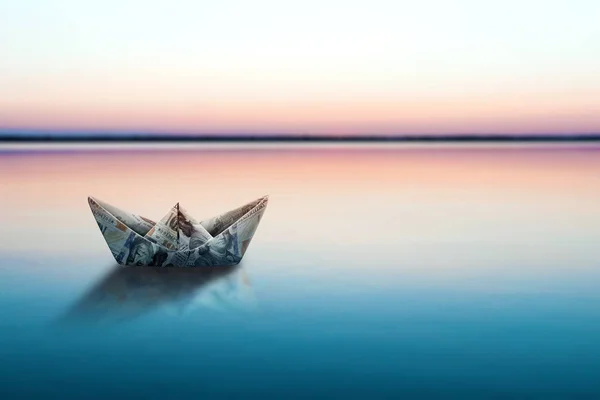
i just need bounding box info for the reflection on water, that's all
[60,263,256,324]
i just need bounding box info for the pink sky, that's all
[1,0,599,135]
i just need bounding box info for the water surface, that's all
[1,144,599,398]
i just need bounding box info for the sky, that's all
[1,0,599,135]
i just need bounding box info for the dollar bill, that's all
[144,204,179,250]
[184,223,244,267]
[189,224,213,249]
[200,196,267,237]
[177,207,213,251]
[89,197,136,260]
[234,199,267,256]
[90,197,155,236]
[177,204,199,224]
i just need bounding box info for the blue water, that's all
[0,144,599,398]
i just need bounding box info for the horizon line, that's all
[1,132,600,143]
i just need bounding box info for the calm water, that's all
[0,143,599,398]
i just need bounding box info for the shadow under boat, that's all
[59,263,256,325]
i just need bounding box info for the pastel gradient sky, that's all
[1,0,599,135]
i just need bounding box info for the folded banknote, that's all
[88,195,268,267]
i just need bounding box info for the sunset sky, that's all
[1,0,599,135]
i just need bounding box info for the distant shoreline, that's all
[1,134,600,143]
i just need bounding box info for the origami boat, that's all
[88,195,268,267]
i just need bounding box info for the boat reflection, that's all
[61,264,256,324]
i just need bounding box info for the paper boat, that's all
[88,195,268,267]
